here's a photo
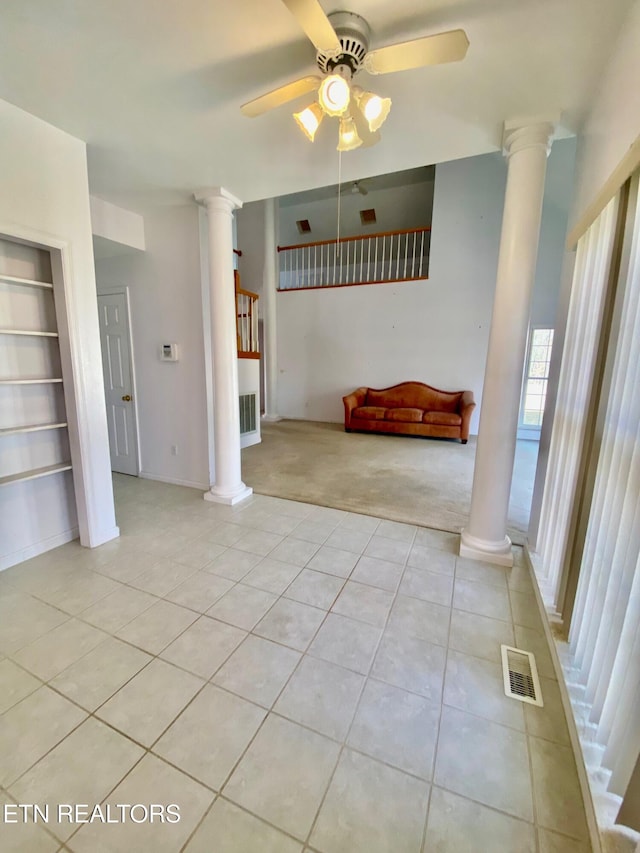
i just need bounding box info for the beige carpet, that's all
[242,420,538,545]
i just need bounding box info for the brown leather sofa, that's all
[343,381,476,443]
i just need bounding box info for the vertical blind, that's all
[535,196,619,608]
[569,178,640,797]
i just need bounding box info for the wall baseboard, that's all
[139,471,209,490]
[0,526,80,572]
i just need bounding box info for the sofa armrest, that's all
[459,390,476,441]
[343,387,368,429]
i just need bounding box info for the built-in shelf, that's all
[0,329,59,337]
[0,422,68,437]
[0,378,64,385]
[0,273,53,289]
[0,462,72,487]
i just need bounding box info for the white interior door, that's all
[97,292,138,475]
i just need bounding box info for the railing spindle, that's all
[374,235,379,282]
[390,234,393,281]
[412,231,417,279]
[403,233,408,279]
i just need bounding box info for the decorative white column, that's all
[195,187,253,505]
[262,197,282,422]
[460,120,554,566]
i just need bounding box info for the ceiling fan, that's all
[336,180,368,194]
[241,0,469,151]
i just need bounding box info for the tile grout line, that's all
[188,521,388,847]
[418,542,458,853]
[3,490,564,850]
[302,525,427,850]
[154,517,382,848]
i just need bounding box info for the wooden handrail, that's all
[277,226,431,252]
[235,274,259,355]
[237,287,259,300]
[280,275,429,293]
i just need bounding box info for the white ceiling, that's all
[0,0,631,209]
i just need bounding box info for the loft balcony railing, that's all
[234,269,259,358]
[277,226,431,291]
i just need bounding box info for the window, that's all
[520,327,554,430]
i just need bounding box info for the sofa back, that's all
[366,382,462,413]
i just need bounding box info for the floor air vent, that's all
[500,645,544,707]
[239,394,257,435]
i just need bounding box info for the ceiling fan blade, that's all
[365,29,469,75]
[241,75,320,117]
[280,0,341,53]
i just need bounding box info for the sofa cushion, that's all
[385,407,424,423]
[353,406,387,420]
[367,382,462,413]
[423,411,462,426]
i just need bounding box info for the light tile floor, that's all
[0,475,591,852]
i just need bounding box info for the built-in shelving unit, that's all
[0,422,67,437]
[0,378,64,384]
[0,462,73,488]
[0,240,72,492]
[0,329,59,337]
[0,273,53,289]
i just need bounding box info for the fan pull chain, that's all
[336,149,343,263]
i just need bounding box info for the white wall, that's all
[571,0,640,226]
[90,195,145,257]
[278,178,435,247]
[274,142,575,430]
[0,98,117,567]
[95,203,210,489]
[275,152,505,430]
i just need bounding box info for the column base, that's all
[204,483,253,506]
[261,413,282,423]
[459,529,514,567]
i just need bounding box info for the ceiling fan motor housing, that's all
[316,11,371,75]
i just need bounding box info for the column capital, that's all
[194,187,243,212]
[502,118,557,159]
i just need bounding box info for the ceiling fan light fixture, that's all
[337,116,362,151]
[318,72,351,117]
[294,102,324,141]
[355,89,392,132]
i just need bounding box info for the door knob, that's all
[122,394,132,402]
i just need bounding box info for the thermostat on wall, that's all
[160,343,179,362]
